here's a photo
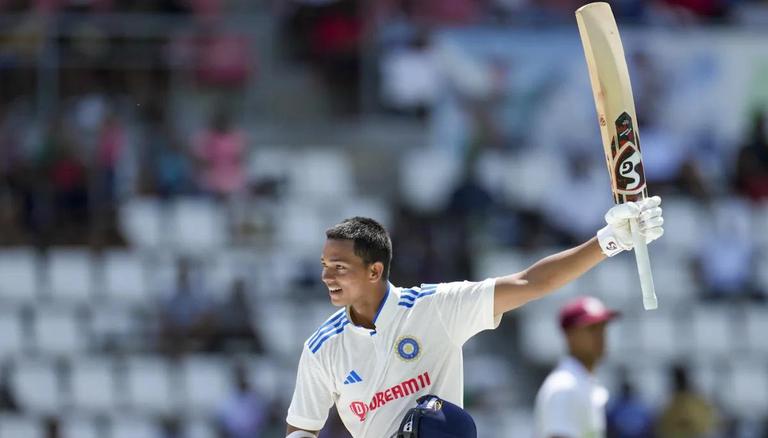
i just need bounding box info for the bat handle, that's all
[629,217,657,310]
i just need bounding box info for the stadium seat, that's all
[0,414,42,438]
[11,359,61,414]
[752,201,768,247]
[655,196,706,253]
[605,315,640,360]
[181,356,232,415]
[464,355,511,392]
[721,360,768,419]
[124,356,176,414]
[247,146,293,185]
[89,304,138,351]
[110,415,160,438]
[629,362,668,407]
[502,149,561,210]
[338,196,393,230]
[202,249,252,298]
[273,200,327,253]
[636,310,682,364]
[593,255,636,308]
[519,309,563,365]
[60,416,99,438]
[32,308,86,356]
[169,197,227,253]
[68,357,118,413]
[756,251,768,298]
[46,249,96,302]
[0,311,25,358]
[142,252,178,300]
[501,408,534,438]
[257,302,300,359]
[475,250,527,280]
[118,197,166,249]
[649,251,697,308]
[399,147,461,213]
[186,418,217,438]
[288,148,354,200]
[0,248,40,302]
[249,357,280,401]
[102,250,149,305]
[690,360,722,401]
[688,305,734,361]
[743,306,768,358]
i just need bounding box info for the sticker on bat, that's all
[613,112,646,195]
[615,147,643,191]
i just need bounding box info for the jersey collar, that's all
[347,282,396,335]
[562,355,594,379]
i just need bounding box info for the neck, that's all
[349,282,388,329]
[570,352,598,373]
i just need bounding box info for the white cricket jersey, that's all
[533,356,609,438]
[287,279,500,437]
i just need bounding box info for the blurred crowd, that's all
[1,1,768,437]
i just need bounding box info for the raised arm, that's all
[493,196,664,316]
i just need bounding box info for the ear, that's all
[368,261,384,282]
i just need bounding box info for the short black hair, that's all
[326,217,392,280]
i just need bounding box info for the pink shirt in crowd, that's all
[194,129,246,196]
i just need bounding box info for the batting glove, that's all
[597,195,664,257]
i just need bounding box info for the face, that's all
[321,239,382,307]
[566,321,608,363]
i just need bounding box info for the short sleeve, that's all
[538,387,581,438]
[286,346,336,431]
[431,278,500,345]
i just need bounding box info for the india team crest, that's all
[395,336,421,361]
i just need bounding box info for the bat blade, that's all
[576,2,657,310]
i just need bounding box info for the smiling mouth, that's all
[329,288,342,294]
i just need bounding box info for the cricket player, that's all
[286,196,664,438]
[533,296,619,438]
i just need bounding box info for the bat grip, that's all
[629,217,657,310]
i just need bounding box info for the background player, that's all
[533,296,619,438]
[285,196,664,437]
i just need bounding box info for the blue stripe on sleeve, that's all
[308,315,348,350]
[308,310,346,345]
[310,320,350,353]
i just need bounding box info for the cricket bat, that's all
[576,2,658,310]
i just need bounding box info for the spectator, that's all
[215,363,270,438]
[639,113,709,199]
[43,416,60,438]
[40,116,90,244]
[692,198,763,301]
[193,28,252,88]
[213,278,264,353]
[379,32,438,115]
[158,415,184,438]
[158,258,216,355]
[307,0,363,114]
[193,110,247,198]
[446,163,496,219]
[734,108,768,201]
[143,107,194,198]
[656,365,718,438]
[94,111,126,205]
[607,375,656,438]
[541,151,612,245]
[659,0,728,19]
[0,361,19,413]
